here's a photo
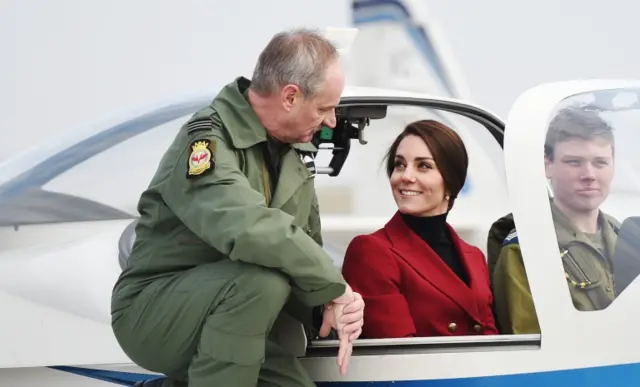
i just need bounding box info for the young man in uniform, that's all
[110,28,365,387]
[490,105,619,334]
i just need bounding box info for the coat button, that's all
[448,322,457,332]
[473,324,483,333]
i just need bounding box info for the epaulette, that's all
[187,117,215,135]
[502,229,519,246]
[297,151,317,178]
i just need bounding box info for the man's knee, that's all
[231,264,291,315]
[188,268,293,384]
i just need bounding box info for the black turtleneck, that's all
[400,212,470,286]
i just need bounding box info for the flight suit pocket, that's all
[562,245,602,288]
[200,325,266,366]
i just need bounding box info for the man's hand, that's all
[318,286,365,376]
[335,292,364,341]
[319,286,363,339]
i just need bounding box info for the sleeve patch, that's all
[187,139,216,179]
[502,229,518,246]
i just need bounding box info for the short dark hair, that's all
[384,120,469,210]
[544,105,615,161]
[250,28,339,98]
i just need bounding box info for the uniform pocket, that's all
[199,325,266,366]
[562,244,603,288]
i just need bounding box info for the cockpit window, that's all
[313,104,507,214]
[314,104,507,262]
[544,89,640,311]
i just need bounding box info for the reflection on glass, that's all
[546,88,640,311]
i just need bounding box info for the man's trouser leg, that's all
[112,259,316,387]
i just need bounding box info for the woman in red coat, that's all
[342,120,498,338]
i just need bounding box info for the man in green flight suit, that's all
[490,105,619,334]
[110,28,365,387]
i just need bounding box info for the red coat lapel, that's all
[383,211,482,322]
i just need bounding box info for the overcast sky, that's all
[1,0,637,160]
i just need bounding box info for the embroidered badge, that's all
[187,139,215,178]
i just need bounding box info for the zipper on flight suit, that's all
[261,158,272,206]
[260,139,286,207]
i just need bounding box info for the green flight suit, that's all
[110,76,346,387]
[492,202,619,334]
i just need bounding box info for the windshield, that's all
[0,103,205,227]
[314,104,506,218]
[544,88,640,306]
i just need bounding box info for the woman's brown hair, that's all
[384,119,469,210]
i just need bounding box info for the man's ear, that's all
[544,156,552,179]
[281,84,300,111]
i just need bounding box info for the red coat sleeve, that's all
[342,235,416,338]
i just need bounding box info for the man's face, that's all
[545,137,614,214]
[281,59,345,143]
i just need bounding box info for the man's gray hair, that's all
[544,104,615,161]
[250,28,339,98]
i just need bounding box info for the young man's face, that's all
[545,137,614,214]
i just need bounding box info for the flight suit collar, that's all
[600,213,619,262]
[550,202,581,244]
[550,200,618,266]
[550,201,617,308]
[212,77,317,152]
[550,201,616,251]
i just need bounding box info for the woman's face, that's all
[389,134,449,217]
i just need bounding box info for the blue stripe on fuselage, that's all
[317,362,640,386]
[49,362,640,386]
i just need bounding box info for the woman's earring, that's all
[445,195,450,201]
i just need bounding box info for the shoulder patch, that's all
[187,118,214,134]
[187,139,215,179]
[502,229,518,246]
[298,151,317,178]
